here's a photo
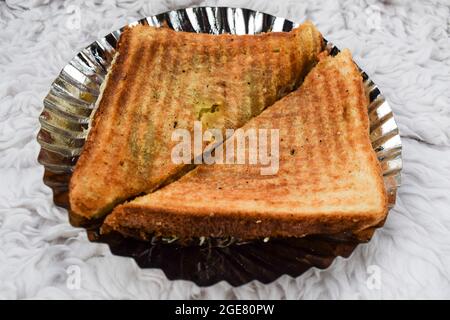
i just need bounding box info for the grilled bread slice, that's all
[69,22,323,223]
[102,49,388,240]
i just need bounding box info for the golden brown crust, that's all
[69,22,324,223]
[102,49,388,240]
[102,204,386,240]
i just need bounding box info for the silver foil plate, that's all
[37,7,402,286]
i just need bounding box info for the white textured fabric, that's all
[1,0,449,299]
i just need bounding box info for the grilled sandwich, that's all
[69,22,323,223]
[102,49,388,240]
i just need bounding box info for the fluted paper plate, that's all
[37,7,402,286]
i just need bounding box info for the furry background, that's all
[0,0,449,299]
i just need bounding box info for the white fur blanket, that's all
[1,0,449,299]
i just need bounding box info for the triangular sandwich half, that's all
[69,22,323,224]
[102,49,388,240]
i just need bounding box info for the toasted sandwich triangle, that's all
[102,49,388,240]
[69,22,324,224]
